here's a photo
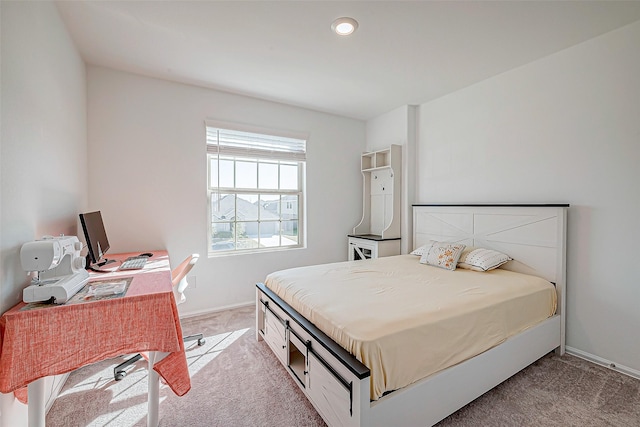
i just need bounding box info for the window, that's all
[206,123,306,255]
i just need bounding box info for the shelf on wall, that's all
[352,145,402,240]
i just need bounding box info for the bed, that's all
[256,204,568,427]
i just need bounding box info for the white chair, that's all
[171,254,205,345]
[113,254,204,381]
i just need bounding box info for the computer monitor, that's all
[79,211,111,266]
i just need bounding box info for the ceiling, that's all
[56,1,640,121]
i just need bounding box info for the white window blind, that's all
[206,127,306,161]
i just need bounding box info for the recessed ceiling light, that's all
[331,17,358,36]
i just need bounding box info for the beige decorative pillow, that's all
[458,248,512,271]
[419,241,466,270]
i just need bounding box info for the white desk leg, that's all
[148,351,159,427]
[147,351,169,427]
[27,378,46,427]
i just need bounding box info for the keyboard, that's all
[119,256,148,270]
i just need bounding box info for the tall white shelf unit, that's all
[349,145,402,260]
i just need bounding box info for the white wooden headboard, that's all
[413,204,568,345]
[413,205,567,283]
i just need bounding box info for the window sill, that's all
[208,245,305,258]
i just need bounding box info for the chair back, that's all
[171,254,199,303]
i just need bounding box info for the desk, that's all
[0,251,190,427]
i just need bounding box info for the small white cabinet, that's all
[348,236,400,260]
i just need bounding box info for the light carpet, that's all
[47,305,640,426]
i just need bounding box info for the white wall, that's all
[0,1,87,424]
[365,105,417,254]
[87,67,365,315]
[416,21,640,374]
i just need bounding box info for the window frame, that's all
[205,121,307,256]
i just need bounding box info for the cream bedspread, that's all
[264,255,557,400]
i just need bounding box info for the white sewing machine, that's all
[20,235,90,304]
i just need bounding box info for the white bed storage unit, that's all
[257,204,568,427]
[257,288,368,427]
[349,145,402,259]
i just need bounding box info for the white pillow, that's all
[458,248,512,272]
[419,241,466,271]
[410,241,433,256]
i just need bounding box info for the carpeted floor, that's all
[47,305,640,427]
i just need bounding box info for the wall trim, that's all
[566,346,640,380]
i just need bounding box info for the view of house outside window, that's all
[206,124,306,255]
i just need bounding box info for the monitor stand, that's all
[89,258,120,273]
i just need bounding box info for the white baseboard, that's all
[566,346,640,380]
[179,300,254,320]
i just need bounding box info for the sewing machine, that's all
[20,235,90,304]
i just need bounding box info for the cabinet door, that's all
[348,239,376,261]
[307,351,353,427]
[263,306,287,365]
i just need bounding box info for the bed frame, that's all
[256,204,568,427]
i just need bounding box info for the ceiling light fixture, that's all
[331,17,358,36]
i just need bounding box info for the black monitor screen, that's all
[79,211,110,265]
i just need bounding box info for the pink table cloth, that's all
[0,251,190,403]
